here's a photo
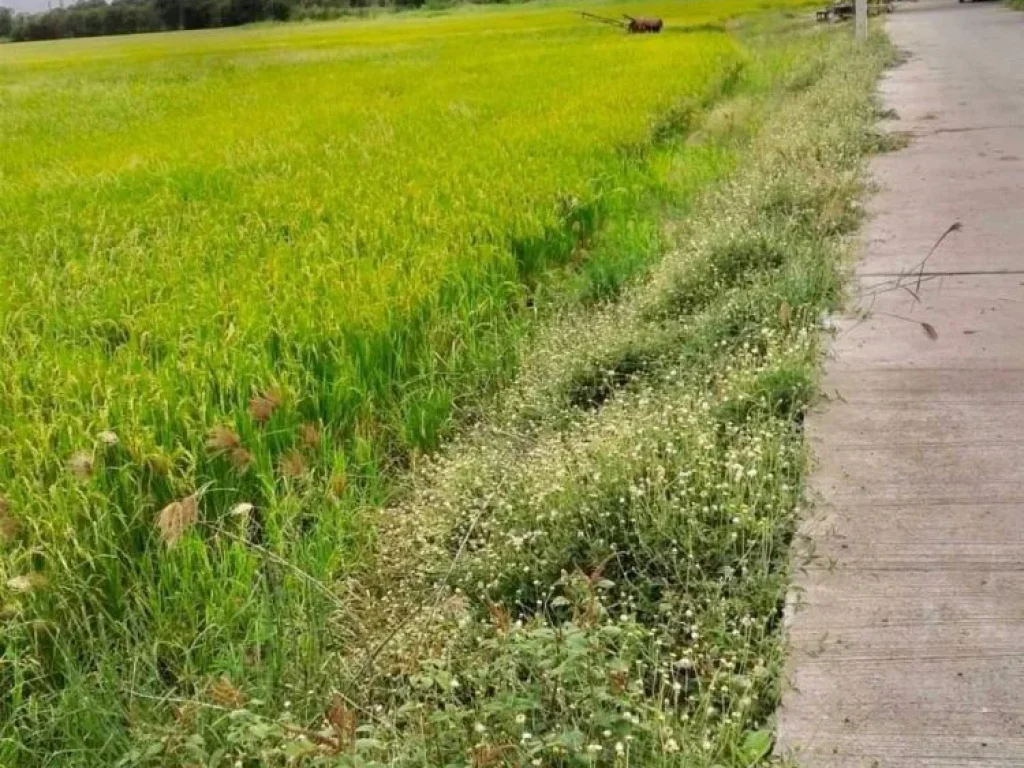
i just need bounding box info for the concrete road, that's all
[777,3,1024,766]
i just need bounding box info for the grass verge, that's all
[110,22,893,768]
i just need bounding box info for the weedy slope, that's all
[0,3,887,765]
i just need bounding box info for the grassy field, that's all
[0,2,888,765]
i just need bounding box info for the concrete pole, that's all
[855,0,868,40]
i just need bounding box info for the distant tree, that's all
[152,0,183,28]
[0,0,331,41]
[104,0,162,33]
[0,7,13,39]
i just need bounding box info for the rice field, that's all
[0,1,850,763]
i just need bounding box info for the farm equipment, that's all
[815,0,892,22]
[581,11,664,33]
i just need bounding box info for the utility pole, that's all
[855,0,867,40]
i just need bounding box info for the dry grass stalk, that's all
[325,694,357,749]
[486,601,511,634]
[208,675,246,709]
[778,300,792,327]
[173,701,199,728]
[156,494,199,547]
[471,744,513,767]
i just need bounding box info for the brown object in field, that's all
[624,14,663,33]
[581,10,663,33]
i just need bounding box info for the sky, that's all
[6,0,68,12]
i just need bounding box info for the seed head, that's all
[206,426,241,453]
[299,422,321,449]
[208,675,246,709]
[156,494,199,547]
[67,451,94,479]
[229,447,254,473]
[7,572,47,593]
[249,392,280,424]
[278,449,306,479]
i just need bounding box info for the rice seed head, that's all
[67,451,94,479]
[299,422,321,449]
[278,449,307,479]
[7,573,47,593]
[156,494,199,547]
[144,453,172,477]
[230,502,254,527]
[206,425,241,453]
[249,391,280,424]
[208,675,246,709]
[98,430,119,447]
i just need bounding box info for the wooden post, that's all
[855,0,867,40]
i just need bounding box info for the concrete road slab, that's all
[800,502,1024,568]
[777,2,1024,765]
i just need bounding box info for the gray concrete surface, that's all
[777,3,1024,766]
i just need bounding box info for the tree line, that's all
[0,0,434,42]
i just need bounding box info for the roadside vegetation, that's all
[0,3,891,765]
